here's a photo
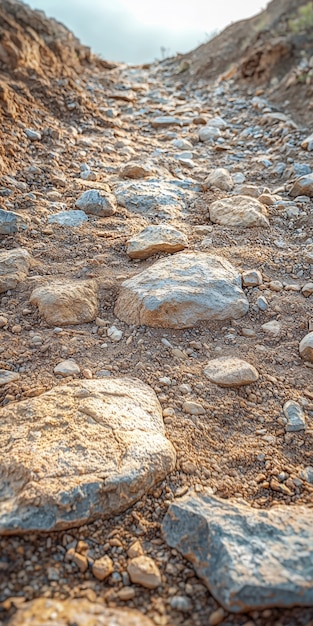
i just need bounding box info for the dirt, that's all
[0,1,313,625]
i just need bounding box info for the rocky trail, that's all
[1,2,313,625]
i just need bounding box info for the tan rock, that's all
[30,279,98,326]
[0,378,176,533]
[8,598,154,626]
[54,360,81,377]
[209,196,269,228]
[204,168,234,192]
[299,332,313,363]
[290,174,313,198]
[204,357,259,387]
[127,556,161,589]
[126,225,188,259]
[120,163,153,179]
[128,541,144,558]
[92,555,113,581]
[115,252,249,329]
[0,248,31,293]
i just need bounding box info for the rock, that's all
[115,180,191,220]
[261,320,281,338]
[115,252,249,329]
[182,401,206,415]
[242,269,262,287]
[24,128,41,141]
[290,174,313,198]
[30,280,98,326]
[203,357,259,387]
[7,598,154,626]
[169,596,192,611]
[269,280,283,292]
[172,138,193,149]
[0,208,29,234]
[208,608,225,626]
[0,377,175,533]
[120,163,153,179]
[0,248,31,293]
[283,400,306,432]
[300,467,313,483]
[151,116,182,128]
[204,168,234,192]
[302,283,313,297]
[299,332,313,363]
[127,556,161,589]
[257,295,268,311]
[199,126,221,141]
[126,225,188,259]
[75,189,116,216]
[107,325,123,342]
[54,360,81,377]
[67,550,88,572]
[162,492,313,612]
[48,210,88,227]
[301,133,313,151]
[0,370,20,386]
[209,196,269,228]
[92,555,114,581]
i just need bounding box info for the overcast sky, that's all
[27,0,266,64]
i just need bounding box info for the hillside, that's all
[0,2,313,626]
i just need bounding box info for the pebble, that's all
[302,283,313,297]
[0,370,20,386]
[54,359,81,377]
[283,400,306,432]
[209,608,225,625]
[92,555,113,581]
[24,128,41,141]
[182,401,206,415]
[299,332,313,362]
[107,325,123,342]
[257,295,268,311]
[242,269,262,287]
[127,556,161,589]
[169,595,192,611]
[261,320,281,338]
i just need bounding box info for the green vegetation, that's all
[289,1,313,33]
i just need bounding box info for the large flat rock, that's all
[209,195,269,227]
[162,492,313,612]
[0,378,175,534]
[126,224,188,259]
[0,248,31,293]
[115,252,248,328]
[8,598,154,626]
[115,180,193,219]
[30,279,98,326]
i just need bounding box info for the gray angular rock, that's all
[151,116,182,128]
[0,370,20,386]
[126,224,188,259]
[7,598,154,626]
[115,180,190,220]
[209,196,269,228]
[24,128,41,141]
[290,174,313,198]
[0,209,29,234]
[48,210,88,227]
[75,189,116,216]
[115,252,248,328]
[283,400,306,432]
[203,357,259,387]
[162,492,313,612]
[30,279,98,326]
[0,248,31,293]
[0,377,176,534]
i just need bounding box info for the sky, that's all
[27,0,266,64]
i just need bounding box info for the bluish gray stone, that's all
[162,492,313,612]
[48,210,88,227]
[75,189,116,216]
[283,400,306,432]
[0,209,29,234]
[115,180,193,219]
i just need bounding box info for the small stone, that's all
[199,125,221,141]
[257,295,268,311]
[204,357,259,387]
[209,608,225,626]
[299,332,313,362]
[30,280,98,326]
[299,466,313,483]
[242,270,262,287]
[0,315,8,327]
[120,163,153,179]
[0,370,20,386]
[169,596,192,611]
[290,174,313,197]
[261,320,281,338]
[75,189,116,216]
[204,168,234,192]
[209,196,269,228]
[151,116,182,128]
[301,133,313,151]
[70,551,88,573]
[0,248,31,293]
[117,587,136,600]
[283,400,306,432]
[302,283,313,297]
[126,225,188,260]
[25,128,41,141]
[0,209,29,234]
[54,360,81,377]
[182,401,206,415]
[269,280,283,292]
[92,555,113,581]
[48,210,88,227]
[107,325,123,342]
[128,541,144,559]
[127,556,161,589]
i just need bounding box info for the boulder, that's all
[203,357,259,387]
[0,248,31,293]
[209,195,269,228]
[162,492,313,612]
[115,252,248,328]
[30,279,98,326]
[75,189,116,216]
[126,225,188,259]
[0,209,29,234]
[8,598,154,626]
[290,174,313,197]
[0,377,176,533]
